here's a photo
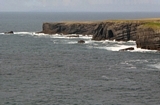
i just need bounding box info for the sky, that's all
[0,0,160,12]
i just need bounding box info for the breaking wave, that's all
[1,31,159,53]
[150,63,160,70]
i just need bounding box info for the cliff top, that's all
[45,18,160,24]
[45,18,160,30]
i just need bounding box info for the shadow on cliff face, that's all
[108,30,114,38]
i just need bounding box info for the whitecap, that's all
[150,63,160,70]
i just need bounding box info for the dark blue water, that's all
[0,12,160,105]
[1,12,160,33]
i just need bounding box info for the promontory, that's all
[40,18,160,51]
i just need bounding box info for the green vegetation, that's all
[142,22,160,29]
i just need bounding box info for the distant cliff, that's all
[40,19,160,51]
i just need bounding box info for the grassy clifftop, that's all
[142,22,160,30]
[107,18,160,31]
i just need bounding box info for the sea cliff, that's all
[40,19,160,51]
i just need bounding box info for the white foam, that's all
[79,35,92,39]
[2,31,159,53]
[5,32,92,40]
[130,47,158,53]
[84,40,94,44]
[68,41,77,44]
[96,44,135,51]
[103,40,121,44]
[11,31,49,37]
[14,32,32,35]
[49,34,92,39]
[33,32,48,36]
[50,34,66,39]
[0,33,4,35]
[115,45,135,51]
[92,40,158,53]
[99,45,158,53]
[103,40,136,44]
[127,40,136,43]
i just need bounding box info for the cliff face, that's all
[92,22,143,41]
[41,20,160,51]
[136,28,160,51]
[41,21,142,41]
[42,22,98,35]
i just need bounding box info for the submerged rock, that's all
[78,40,85,44]
[5,31,14,34]
[66,35,79,37]
[119,47,134,51]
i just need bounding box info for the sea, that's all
[0,12,160,105]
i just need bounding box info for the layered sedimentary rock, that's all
[41,21,142,41]
[136,28,160,50]
[41,22,98,35]
[40,19,160,51]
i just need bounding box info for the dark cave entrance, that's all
[108,30,114,38]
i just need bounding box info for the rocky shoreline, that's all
[40,19,160,51]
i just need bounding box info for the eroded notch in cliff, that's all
[108,30,114,38]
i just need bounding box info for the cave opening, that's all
[108,30,114,38]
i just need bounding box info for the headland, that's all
[40,18,160,51]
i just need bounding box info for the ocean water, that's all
[0,12,160,105]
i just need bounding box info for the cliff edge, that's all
[40,19,160,51]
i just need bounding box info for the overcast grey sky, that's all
[0,0,160,12]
